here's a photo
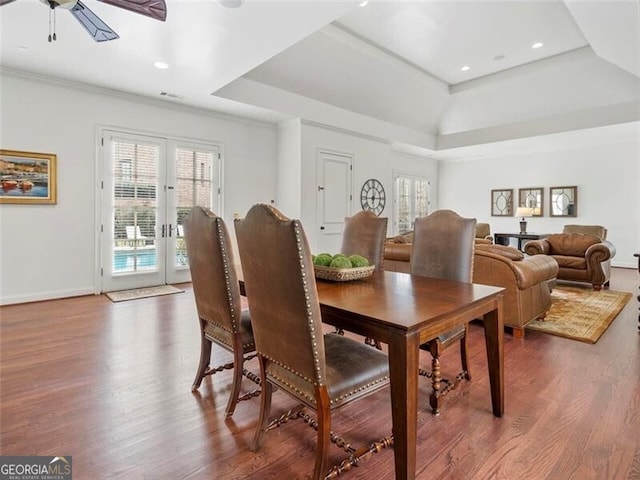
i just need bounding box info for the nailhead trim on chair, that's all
[216,217,239,333]
[329,375,390,405]
[268,370,316,404]
[202,317,255,351]
[293,219,325,386]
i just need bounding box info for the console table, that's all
[494,232,550,252]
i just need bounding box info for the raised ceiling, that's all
[1,0,638,155]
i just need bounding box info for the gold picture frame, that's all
[0,149,57,204]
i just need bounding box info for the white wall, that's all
[275,118,302,217]
[438,139,639,268]
[299,123,437,253]
[0,72,277,305]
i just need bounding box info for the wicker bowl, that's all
[313,265,375,282]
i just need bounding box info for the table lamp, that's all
[516,207,534,234]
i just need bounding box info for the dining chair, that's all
[340,210,388,271]
[410,209,476,415]
[183,206,260,417]
[340,209,388,348]
[235,204,391,480]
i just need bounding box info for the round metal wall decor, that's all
[360,178,386,216]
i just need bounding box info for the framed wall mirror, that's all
[491,189,513,216]
[518,187,544,216]
[550,186,577,217]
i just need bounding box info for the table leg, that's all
[387,331,420,480]
[482,299,504,417]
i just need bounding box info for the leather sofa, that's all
[473,244,558,338]
[383,223,493,273]
[383,239,559,338]
[383,234,412,273]
[524,225,615,290]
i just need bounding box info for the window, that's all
[393,173,430,234]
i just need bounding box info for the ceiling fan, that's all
[0,0,167,42]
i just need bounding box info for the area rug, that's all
[527,285,632,343]
[105,285,185,303]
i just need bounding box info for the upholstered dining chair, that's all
[410,209,476,415]
[235,204,391,480]
[183,206,259,417]
[340,210,388,271]
[340,210,388,348]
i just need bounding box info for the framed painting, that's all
[0,150,57,204]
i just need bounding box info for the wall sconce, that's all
[516,207,535,233]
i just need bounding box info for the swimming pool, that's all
[113,249,157,272]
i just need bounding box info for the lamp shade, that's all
[516,207,534,218]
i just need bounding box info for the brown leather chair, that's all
[473,244,558,338]
[340,210,388,271]
[410,209,475,415]
[184,206,259,417]
[475,222,493,245]
[524,224,615,290]
[235,204,390,480]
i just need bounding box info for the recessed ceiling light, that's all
[154,61,169,70]
[216,0,242,8]
[532,42,543,49]
[460,65,470,72]
[359,0,370,6]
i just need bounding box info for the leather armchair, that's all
[473,244,558,338]
[475,222,493,245]
[524,225,615,290]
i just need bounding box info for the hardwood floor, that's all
[1,268,639,479]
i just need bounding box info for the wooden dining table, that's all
[240,269,504,480]
[313,270,505,480]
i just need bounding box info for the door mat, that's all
[104,285,185,303]
[527,285,632,344]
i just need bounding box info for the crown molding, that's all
[0,67,279,131]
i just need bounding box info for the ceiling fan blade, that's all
[71,0,119,42]
[97,0,166,21]
[0,0,19,6]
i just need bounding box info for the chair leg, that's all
[460,325,471,381]
[429,340,442,415]
[191,331,212,392]
[365,337,382,350]
[251,358,272,452]
[313,387,331,480]
[224,345,245,417]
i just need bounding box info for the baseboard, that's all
[612,261,636,269]
[0,287,97,306]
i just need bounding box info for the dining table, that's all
[241,269,505,480]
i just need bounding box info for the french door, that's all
[100,130,220,292]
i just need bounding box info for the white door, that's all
[317,149,352,253]
[167,141,221,284]
[100,130,220,292]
